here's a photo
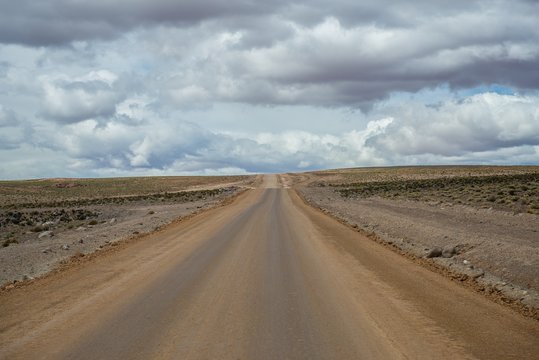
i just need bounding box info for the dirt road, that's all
[1,175,537,359]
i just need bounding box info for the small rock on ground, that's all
[38,231,54,239]
[426,247,443,258]
[442,245,456,258]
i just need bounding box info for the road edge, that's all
[292,187,539,321]
[0,187,252,295]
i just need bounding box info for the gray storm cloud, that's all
[0,0,286,46]
[0,0,538,178]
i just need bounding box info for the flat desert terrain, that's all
[0,175,256,287]
[1,170,538,359]
[286,166,539,317]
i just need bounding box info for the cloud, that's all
[0,104,27,150]
[2,1,538,108]
[0,0,287,46]
[1,91,538,179]
[46,92,538,174]
[0,60,9,78]
[0,105,18,127]
[40,70,124,123]
[223,13,539,106]
[367,93,539,157]
[0,1,538,178]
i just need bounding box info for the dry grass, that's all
[335,172,539,214]
[298,166,539,214]
[307,165,539,185]
[0,175,253,248]
[0,175,252,208]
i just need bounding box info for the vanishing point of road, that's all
[1,175,538,359]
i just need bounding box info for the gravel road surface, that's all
[1,175,537,359]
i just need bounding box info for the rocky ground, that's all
[0,184,252,288]
[285,167,539,318]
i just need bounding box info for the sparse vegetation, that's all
[335,173,539,214]
[304,165,538,185]
[0,175,250,291]
[2,209,100,229]
[2,233,18,247]
[31,225,45,232]
[2,238,18,247]
[0,187,236,209]
[0,176,250,208]
[0,176,248,269]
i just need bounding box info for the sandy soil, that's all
[289,174,539,315]
[1,175,538,359]
[0,183,254,288]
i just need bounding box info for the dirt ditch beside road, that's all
[0,178,257,289]
[285,167,539,320]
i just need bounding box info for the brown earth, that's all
[0,175,538,359]
[284,166,539,316]
[0,175,253,208]
[0,176,257,287]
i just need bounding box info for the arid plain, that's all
[1,167,538,359]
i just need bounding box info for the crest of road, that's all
[1,175,537,359]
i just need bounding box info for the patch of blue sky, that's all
[378,83,521,111]
[457,84,515,97]
[134,61,154,74]
[375,84,453,108]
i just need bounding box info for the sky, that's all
[0,0,538,179]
